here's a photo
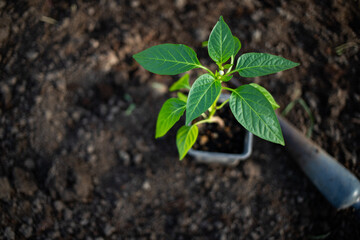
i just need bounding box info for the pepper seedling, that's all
[133,16,299,160]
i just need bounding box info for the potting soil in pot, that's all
[192,107,246,154]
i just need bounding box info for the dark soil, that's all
[193,107,246,154]
[1,0,360,239]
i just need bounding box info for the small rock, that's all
[9,77,17,85]
[10,126,18,135]
[87,145,95,154]
[72,111,81,121]
[243,161,261,178]
[106,114,114,121]
[0,1,6,9]
[4,227,15,240]
[268,209,274,215]
[32,198,43,213]
[67,226,74,234]
[74,171,93,201]
[13,167,38,196]
[45,110,52,120]
[26,50,39,61]
[199,135,209,145]
[251,232,260,240]
[151,82,167,95]
[88,7,95,16]
[195,176,203,183]
[24,159,35,169]
[17,84,26,93]
[215,221,223,229]
[64,209,73,220]
[0,177,12,201]
[19,224,33,238]
[0,83,11,108]
[0,18,10,42]
[80,212,90,226]
[142,181,151,191]
[80,216,89,226]
[89,154,97,164]
[19,118,26,127]
[136,139,150,152]
[111,106,120,114]
[190,223,198,232]
[242,206,251,218]
[220,232,227,240]
[104,223,115,236]
[134,153,142,165]
[99,51,118,72]
[25,217,33,225]
[54,200,65,212]
[211,132,219,139]
[195,28,208,42]
[118,150,130,166]
[51,231,61,238]
[175,0,187,9]
[252,29,262,42]
[251,10,263,21]
[130,0,140,7]
[100,104,107,116]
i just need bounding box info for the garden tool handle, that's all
[278,115,360,210]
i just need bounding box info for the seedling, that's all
[133,16,299,160]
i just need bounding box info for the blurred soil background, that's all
[0,0,360,239]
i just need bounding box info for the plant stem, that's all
[227,70,237,75]
[216,99,229,110]
[222,86,235,92]
[208,107,216,119]
[194,118,216,126]
[227,56,234,73]
[208,93,221,118]
[199,65,214,76]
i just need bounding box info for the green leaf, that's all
[177,92,188,102]
[233,53,299,77]
[186,74,221,125]
[223,64,233,69]
[133,44,201,75]
[208,16,234,64]
[202,41,208,47]
[250,83,280,110]
[221,75,233,82]
[155,98,186,138]
[229,84,284,145]
[233,36,241,56]
[169,74,190,91]
[176,125,198,160]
